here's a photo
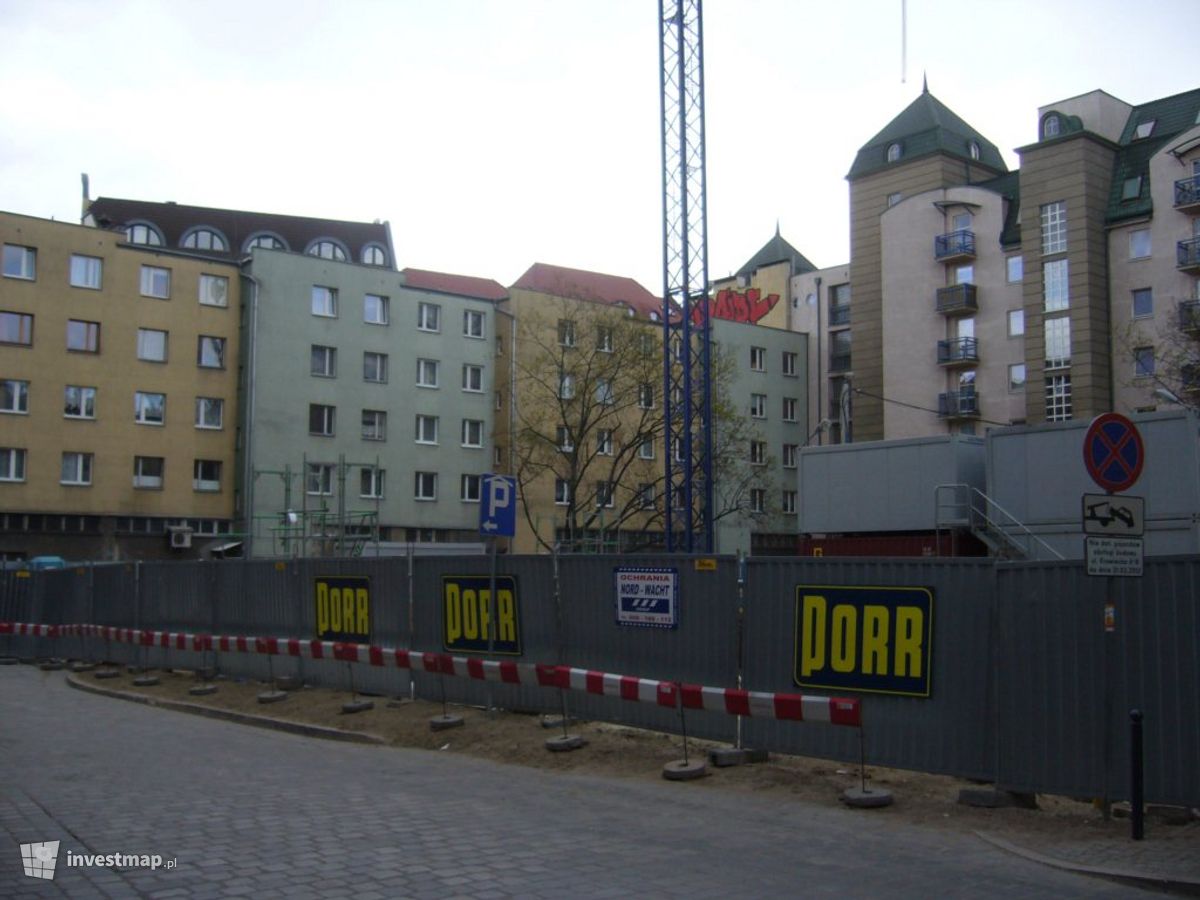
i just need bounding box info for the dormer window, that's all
[180,228,228,252]
[886,142,902,163]
[361,245,388,266]
[125,223,163,246]
[968,141,981,160]
[1134,120,1156,139]
[1043,115,1060,139]
[244,233,287,253]
[306,240,347,261]
[1121,176,1142,201]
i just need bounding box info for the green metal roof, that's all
[973,170,1022,248]
[848,87,1007,180]
[1107,88,1200,224]
[734,226,816,280]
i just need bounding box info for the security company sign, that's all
[795,585,934,697]
[614,567,679,628]
[443,575,521,654]
[315,576,370,641]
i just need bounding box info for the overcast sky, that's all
[1,0,1195,292]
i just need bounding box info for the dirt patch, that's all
[88,667,1191,851]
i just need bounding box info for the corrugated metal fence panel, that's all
[0,570,33,657]
[741,557,996,778]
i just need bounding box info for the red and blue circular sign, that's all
[1083,413,1144,493]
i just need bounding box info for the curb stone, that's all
[66,673,388,746]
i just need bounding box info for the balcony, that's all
[828,305,851,327]
[938,388,980,420]
[937,336,979,367]
[934,229,976,263]
[1175,174,1200,212]
[936,283,978,316]
[1178,237,1200,273]
[1179,300,1200,333]
[829,351,852,373]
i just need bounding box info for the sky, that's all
[1,0,1196,292]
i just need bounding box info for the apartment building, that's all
[0,212,240,560]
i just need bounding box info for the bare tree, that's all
[1118,300,1200,411]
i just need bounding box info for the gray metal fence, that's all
[4,553,1197,807]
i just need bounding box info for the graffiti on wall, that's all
[690,287,781,326]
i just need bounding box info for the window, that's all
[1129,229,1151,260]
[886,142,902,162]
[1045,374,1072,422]
[597,429,613,455]
[197,336,225,368]
[1009,363,1027,392]
[415,414,439,444]
[1132,288,1153,318]
[1122,177,1143,202]
[363,351,388,383]
[199,274,229,307]
[137,328,168,362]
[750,488,765,514]
[181,228,227,252]
[494,446,503,467]
[750,393,766,418]
[0,448,26,482]
[639,332,656,356]
[1,380,28,414]
[1006,256,1023,283]
[782,351,798,377]
[125,223,162,246]
[596,325,613,352]
[559,372,575,399]
[361,467,385,499]
[61,452,93,485]
[968,141,981,161]
[364,294,389,325]
[417,302,441,332]
[311,286,338,317]
[631,483,651,510]
[306,463,334,495]
[309,404,335,436]
[1044,259,1069,312]
[1134,120,1156,139]
[414,471,437,501]
[361,245,387,266]
[464,310,485,338]
[555,478,571,506]
[782,397,798,422]
[134,391,165,425]
[70,254,102,289]
[462,364,483,392]
[191,459,221,492]
[67,319,100,353]
[1134,346,1155,378]
[461,419,483,448]
[307,240,346,261]
[594,378,614,405]
[245,233,285,252]
[558,319,576,347]
[460,474,481,503]
[887,192,902,208]
[638,383,654,409]
[952,212,972,232]
[140,265,170,299]
[782,443,798,469]
[1043,115,1060,139]
[750,440,766,466]
[638,438,654,460]
[782,491,797,515]
[362,410,386,441]
[750,346,766,372]
[1007,309,1025,337]
[595,481,614,508]
[1045,317,1071,369]
[133,456,164,490]
[195,397,223,429]
[495,391,503,411]
[417,358,439,388]
[2,244,36,280]
[0,312,33,346]
[1040,202,1067,254]
[64,385,96,419]
[955,264,974,286]
[311,345,337,377]
[557,425,574,452]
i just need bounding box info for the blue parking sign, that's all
[479,474,516,538]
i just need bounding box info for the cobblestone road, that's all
[1,666,1138,898]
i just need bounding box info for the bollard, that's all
[1130,709,1144,841]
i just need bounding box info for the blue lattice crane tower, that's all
[659,0,713,552]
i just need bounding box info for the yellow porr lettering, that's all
[356,589,369,635]
[800,594,826,677]
[445,583,462,643]
[316,583,329,634]
[861,605,889,675]
[830,605,857,673]
[497,589,515,643]
[894,607,923,677]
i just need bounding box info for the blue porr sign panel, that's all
[794,585,934,697]
[614,567,679,628]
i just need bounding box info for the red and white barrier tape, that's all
[1,621,861,727]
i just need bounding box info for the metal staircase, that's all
[934,484,1064,561]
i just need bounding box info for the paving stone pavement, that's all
[0,666,1184,898]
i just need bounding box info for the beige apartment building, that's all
[0,212,240,560]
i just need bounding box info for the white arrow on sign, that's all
[481,521,498,532]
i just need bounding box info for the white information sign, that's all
[1086,536,1144,577]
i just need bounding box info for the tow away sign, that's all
[1082,493,1144,536]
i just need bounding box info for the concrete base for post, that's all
[70,661,96,673]
[257,690,288,704]
[189,684,218,697]
[662,759,707,781]
[958,788,1038,810]
[132,674,160,687]
[341,700,374,714]
[93,668,120,680]
[545,734,586,752]
[540,715,579,730]
[708,747,770,767]
[429,714,465,731]
[274,675,303,692]
[841,787,894,808]
[38,659,65,671]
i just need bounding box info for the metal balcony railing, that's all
[1179,299,1200,332]
[1175,174,1200,210]
[934,229,976,261]
[829,305,851,327]
[937,336,979,365]
[936,283,978,315]
[937,388,979,419]
[829,351,852,373]
[1178,237,1200,272]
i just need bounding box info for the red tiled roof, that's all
[401,267,508,302]
[511,263,662,319]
